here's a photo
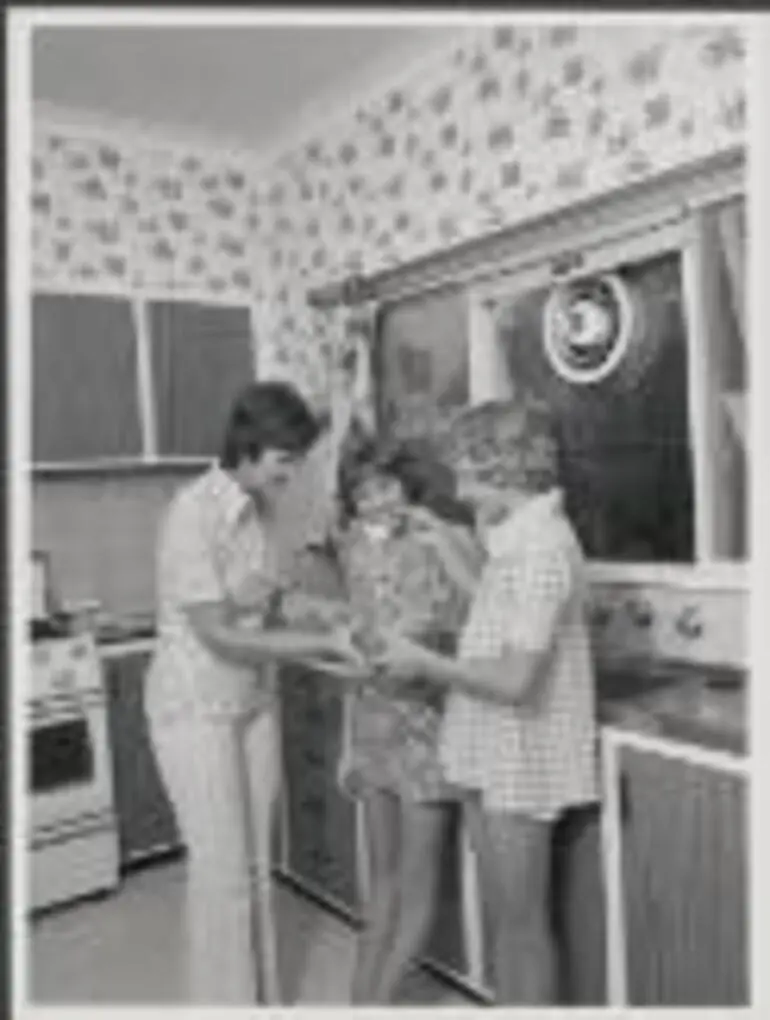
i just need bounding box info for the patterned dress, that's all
[337,514,475,803]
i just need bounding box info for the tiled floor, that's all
[27,858,474,1006]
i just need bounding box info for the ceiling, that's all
[32,24,459,157]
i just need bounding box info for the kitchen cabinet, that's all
[423,802,468,980]
[103,650,183,868]
[619,744,748,1006]
[552,804,607,1005]
[32,293,143,463]
[279,664,359,914]
[147,299,255,458]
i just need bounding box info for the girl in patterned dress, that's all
[333,434,483,1004]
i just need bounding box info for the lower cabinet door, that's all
[620,747,748,1006]
[280,665,359,914]
[552,804,607,1005]
[103,651,183,867]
[422,802,469,981]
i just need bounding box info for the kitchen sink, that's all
[597,659,747,756]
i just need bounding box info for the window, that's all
[488,247,694,563]
[372,181,747,569]
[470,198,747,567]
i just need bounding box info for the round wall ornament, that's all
[543,272,645,386]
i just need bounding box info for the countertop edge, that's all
[602,724,749,774]
[98,638,156,659]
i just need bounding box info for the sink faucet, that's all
[675,605,704,641]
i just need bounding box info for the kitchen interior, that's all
[23,15,751,1009]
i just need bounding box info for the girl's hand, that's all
[372,630,432,682]
[318,627,367,666]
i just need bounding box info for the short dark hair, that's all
[219,381,321,469]
[338,430,474,528]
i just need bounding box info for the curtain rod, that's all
[306,145,745,312]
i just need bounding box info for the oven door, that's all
[28,696,115,837]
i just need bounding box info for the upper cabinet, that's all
[31,292,256,470]
[147,300,254,458]
[33,294,143,463]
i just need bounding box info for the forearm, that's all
[436,544,480,597]
[198,621,340,669]
[417,648,545,706]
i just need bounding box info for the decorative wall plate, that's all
[543,273,645,386]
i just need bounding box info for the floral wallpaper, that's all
[31,128,257,298]
[32,22,746,404]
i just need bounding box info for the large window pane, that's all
[495,250,695,563]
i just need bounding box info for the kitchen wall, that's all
[30,21,747,619]
[32,21,746,404]
[32,472,187,617]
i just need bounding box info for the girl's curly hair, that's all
[337,421,473,529]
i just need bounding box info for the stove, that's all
[28,632,120,912]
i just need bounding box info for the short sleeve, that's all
[158,499,223,607]
[496,539,572,654]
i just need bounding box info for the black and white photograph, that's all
[7,6,764,1012]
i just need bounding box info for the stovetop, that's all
[30,632,104,702]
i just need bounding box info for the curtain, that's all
[715,200,746,447]
[273,300,380,562]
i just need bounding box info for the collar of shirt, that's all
[206,463,256,531]
[484,488,564,558]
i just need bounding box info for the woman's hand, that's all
[371,630,434,682]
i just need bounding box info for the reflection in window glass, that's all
[496,251,695,563]
[376,286,468,438]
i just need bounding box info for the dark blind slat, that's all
[32,294,142,463]
[149,301,255,458]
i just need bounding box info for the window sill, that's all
[587,561,749,592]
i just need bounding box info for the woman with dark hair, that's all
[332,432,484,1004]
[145,381,363,1006]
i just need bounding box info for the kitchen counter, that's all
[596,658,747,758]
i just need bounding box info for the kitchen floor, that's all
[27,858,474,1006]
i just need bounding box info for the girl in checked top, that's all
[375,398,599,1005]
